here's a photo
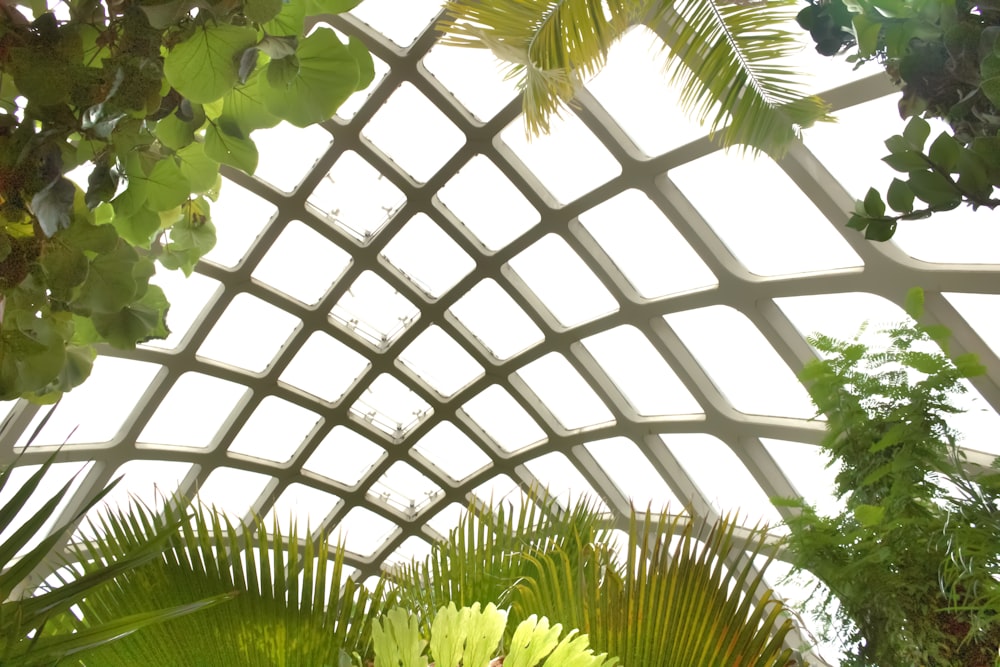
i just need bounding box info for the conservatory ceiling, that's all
[2,1,1000,658]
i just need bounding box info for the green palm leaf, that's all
[59,498,388,666]
[439,0,830,155]
[516,511,795,667]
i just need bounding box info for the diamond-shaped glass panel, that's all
[380,214,476,299]
[351,374,432,439]
[369,461,442,518]
[424,501,468,538]
[661,434,782,525]
[252,221,352,306]
[253,121,331,193]
[664,305,815,418]
[336,50,390,121]
[303,426,385,487]
[422,44,519,122]
[581,326,702,417]
[363,83,465,183]
[411,421,492,483]
[669,151,863,276]
[447,278,545,361]
[461,385,547,453]
[279,332,370,403]
[349,0,442,47]
[944,292,1000,359]
[500,112,621,204]
[437,155,539,251]
[508,234,619,329]
[761,439,841,515]
[102,460,194,514]
[196,467,274,520]
[138,373,248,449]
[330,271,420,349]
[227,397,321,464]
[307,151,406,244]
[197,293,301,373]
[204,179,277,268]
[14,357,160,447]
[144,270,221,350]
[398,325,484,398]
[383,535,434,567]
[584,437,680,509]
[264,483,341,537]
[577,189,717,299]
[521,452,608,512]
[331,506,397,558]
[587,27,708,156]
[514,353,615,431]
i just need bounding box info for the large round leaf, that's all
[259,29,359,127]
[164,24,258,104]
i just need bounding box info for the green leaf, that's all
[222,67,282,134]
[91,284,170,348]
[176,143,220,194]
[205,119,259,174]
[111,204,160,248]
[40,241,89,291]
[155,110,204,150]
[982,77,1000,108]
[886,178,914,213]
[904,287,924,320]
[139,0,195,29]
[927,132,961,172]
[908,170,961,207]
[863,187,885,218]
[956,149,993,200]
[902,116,930,151]
[851,14,882,57]
[348,35,375,91]
[142,159,191,212]
[262,0,306,36]
[260,28,359,127]
[244,0,282,24]
[164,24,258,104]
[853,504,885,527]
[864,218,897,241]
[74,241,140,313]
[168,198,216,256]
[32,177,76,237]
[883,151,928,172]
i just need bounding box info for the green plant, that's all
[0,459,225,665]
[0,0,373,402]
[55,498,388,666]
[780,287,1000,666]
[798,0,1000,240]
[391,496,798,666]
[438,0,832,156]
[368,602,615,667]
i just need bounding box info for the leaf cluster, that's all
[799,0,1000,239]
[0,0,373,402]
[389,496,798,666]
[782,287,1000,666]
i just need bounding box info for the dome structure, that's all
[2,2,999,664]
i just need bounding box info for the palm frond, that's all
[60,497,388,666]
[439,0,648,135]
[652,0,832,155]
[516,510,796,667]
[439,0,831,155]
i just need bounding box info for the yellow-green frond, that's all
[651,0,833,156]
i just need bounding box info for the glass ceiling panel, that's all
[226,397,321,464]
[303,426,385,488]
[584,437,681,510]
[411,421,492,484]
[264,483,342,538]
[398,325,484,398]
[252,220,352,306]
[252,122,332,194]
[422,45,518,122]
[514,353,615,432]
[460,385,547,454]
[447,278,545,362]
[380,213,476,299]
[138,373,249,449]
[197,293,301,373]
[520,452,608,513]
[943,292,1000,359]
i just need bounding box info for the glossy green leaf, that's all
[222,67,282,133]
[205,119,259,174]
[864,218,897,241]
[110,204,160,248]
[244,0,282,24]
[863,187,885,217]
[262,0,306,36]
[852,13,882,56]
[155,112,201,150]
[164,24,258,104]
[91,284,170,348]
[40,241,89,291]
[176,143,220,194]
[886,177,914,213]
[61,220,117,257]
[260,28,359,127]
[348,35,375,91]
[74,242,140,313]
[142,158,191,212]
[956,149,993,200]
[883,150,928,172]
[902,115,930,151]
[927,132,961,172]
[908,170,961,207]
